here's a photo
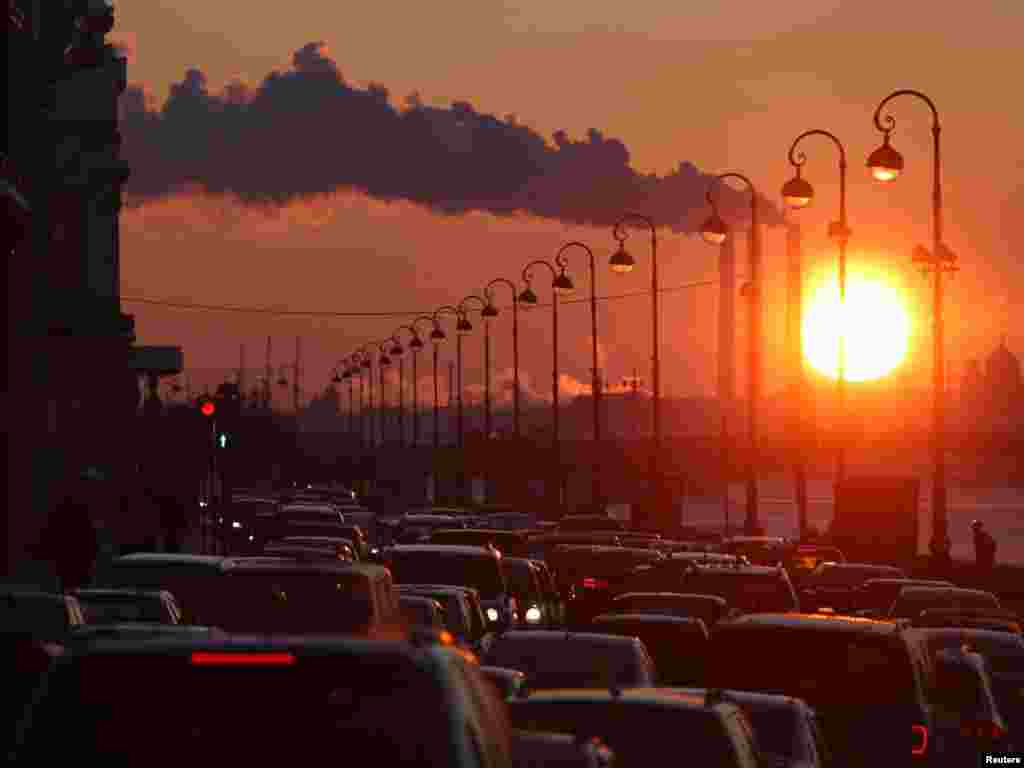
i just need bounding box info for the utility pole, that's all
[293,337,301,415]
[264,336,272,410]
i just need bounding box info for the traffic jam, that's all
[5,486,1023,767]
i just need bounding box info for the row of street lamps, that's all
[331,88,954,550]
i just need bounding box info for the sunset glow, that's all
[803,266,911,382]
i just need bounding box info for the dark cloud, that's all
[119,41,781,230]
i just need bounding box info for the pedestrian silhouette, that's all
[972,520,996,571]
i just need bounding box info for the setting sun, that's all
[803,267,911,382]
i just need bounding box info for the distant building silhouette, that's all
[961,338,1022,432]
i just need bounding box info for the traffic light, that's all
[197,395,216,418]
[217,432,229,449]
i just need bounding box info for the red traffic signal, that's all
[198,396,216,417]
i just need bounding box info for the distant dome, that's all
[986,339,1020,378]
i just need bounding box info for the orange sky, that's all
[115,0,1024,405]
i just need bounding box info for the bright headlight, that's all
[525,606,542,623]
[486,608,499,622]
[231,521,242,529]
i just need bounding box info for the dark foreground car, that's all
[9,636,512,767]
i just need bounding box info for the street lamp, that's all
[557,240,603,510]
[457,295,488,504]
[350,351,367,450]
[701,173,763,535]
[392,326,419,448]
[869,89,956,562]
[377,341,392,444]
[358,344,376,447]
[484,278,522,440]
[610,213,662,525]
[783,129,852,490]
[432,306,459,450]
[408,316,433,446]
[520,252,575,516]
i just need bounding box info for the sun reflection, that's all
[803,263,912,382]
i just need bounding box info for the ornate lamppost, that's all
[483,278,522,439]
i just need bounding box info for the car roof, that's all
[434,528,527,537]
[491,631,644,649]
[898,587,997,598]
[112,554,226,567]
[389,545,500,558]
[719,613,904,635]
[684,563,785,576]
[917,627,1024,650]
[594,614,707,628]
[399,595,444,607]
[221,560,389,579]
[862,578,953,586]
[615,592,727,604]
[823,562,903,572]
[481,665,526,680]
[506,687,729,711]
[397,584,481,597]
[72,588,171,600]
[664,687,811,712]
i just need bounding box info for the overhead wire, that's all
[121,278,718,319]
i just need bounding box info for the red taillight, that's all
[959,720,1006,740]
[581,577,609,590]
[911,724,928,756]
[189,652,296,666]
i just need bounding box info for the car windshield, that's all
[813,566,901,588]
[78,598,166,624]
[483,638,650,689]
[682,573,796,613]
[891,590,1000,619]
[504,563,538,597]
[509,700,738,768]
[710,628,916,708]
[389,552,506,599]
[743,706,801,758]
[12,651,455,765]
[213,572,376,633]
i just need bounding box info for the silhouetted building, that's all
[960,338,1022,432]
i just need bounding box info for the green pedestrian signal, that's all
[217,433,228,449]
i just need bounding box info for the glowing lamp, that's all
[609,244,635,274]
[781,174,814,210]
[552,271,575,295]
[518,286,538,305]
[867,137,904,183]
[701,214,728,245]
[481,303,500,318]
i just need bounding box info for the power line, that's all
[121,279,718,319]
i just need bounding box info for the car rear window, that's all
[812,566,902,588]
[389,552,506,599]
[13,651,455,764]
[710,627,916,707]
[483,637,651,689]
[508,700,740,768]
[891,590,1001,619]
[213,572,377,633]
[78,598,166,624]
[682,573,797,613]
[743,705,801,759]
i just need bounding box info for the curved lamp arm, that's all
[522,259,558,287]
[873,89,940,135]
[460,294,488,314]
[788,128,847,172]
[485,277,519,306]
[612,212,655,245]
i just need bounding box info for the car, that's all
[669,688,830,768]
[481,631,656,690]
[482,666,529,699]
[68,622,227,647]
[430,529,533,558]
[1,591,85,644]
[784,545,847,583]
[852,578,955,617]
[528,559,565,627]
[71,588,182,625]
[262,540,356,562]
[397,584,490,651]
[386,544,517,630]
[590,614,710,686]
[269,535,359,560]
[212,559,402,634]
[708,614,935,767]
[506,688,759,768]
[798,563,906,614]
[888,586,1003,621]
[721,536,788,566]
[926,643,1014,760]
[607,592,731,626]
[670,552,748,566]
[911,607,1022,634]
[620,562,800,616]
[555,515,624,532]
[503,558,548,627]
[400,595,448,630]
[10,636,513,766]
[916,627,1024,737]
[511,730,615,768]
[93,554,228,625]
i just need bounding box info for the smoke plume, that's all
[119,42,781,231]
